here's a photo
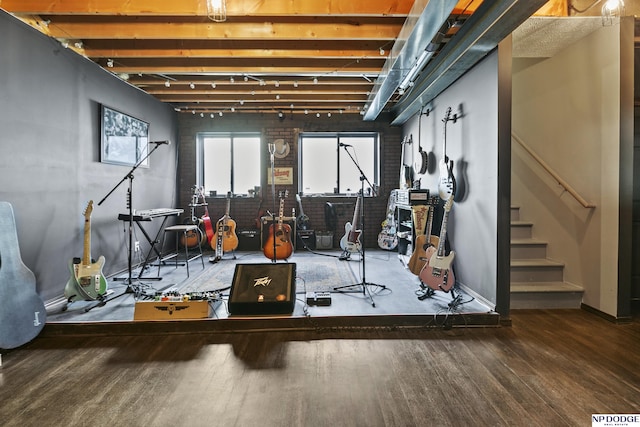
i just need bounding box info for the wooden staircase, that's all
[510,206,584,309]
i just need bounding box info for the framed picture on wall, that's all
[100,105,149,167]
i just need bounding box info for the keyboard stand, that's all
[113,215,173,281]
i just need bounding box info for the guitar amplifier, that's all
[396,189,430,206]
[296,229,316,250]
[229,263,297,315]
[238,229,261,251]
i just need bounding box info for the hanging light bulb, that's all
[602,0,625,25]
[207,0,227,22]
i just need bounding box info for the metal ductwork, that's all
[389,0,550,125]
[362,0,459,121]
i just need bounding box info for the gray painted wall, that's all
[0,12,178,302]
[403,51,500,308]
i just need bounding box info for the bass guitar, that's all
[263,190,294,260]
[340,191,362,253]
[438,107,456,200]
[0,201,46,349]
[64,201,109,302]
[377,190,398,250]
[407,197,440,275]
[419,196,455,292]
[295,193,310,230]
[213,192,239,260]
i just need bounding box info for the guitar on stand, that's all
[64,201,109,303]
[198,187,215,249]
[339,191,363,258]
[419,196,456,299]
[407,202,432,275]
[377,190,398,251]
[262,190,293,260]
[211,192,238,262]
[181,186,205,249]
[295,193,310,231]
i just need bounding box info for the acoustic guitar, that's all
[419,196,455,292]
[64,200,109,302]
[215,192,238,256]
[263,190,294,260]
[181,186,205,248]
[339,191,363,253]
[407,197,440,275]
[0,201,46,349]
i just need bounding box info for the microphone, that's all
[150,140,171,145]
[339,143,352,147]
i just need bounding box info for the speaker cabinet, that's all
[229,263,297,315]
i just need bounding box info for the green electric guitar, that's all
[64,201,108,302]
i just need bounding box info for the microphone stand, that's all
[268,143,277,263]
[86,141,166,311]
[333,144,386,307]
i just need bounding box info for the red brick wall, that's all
[178,113,402,249]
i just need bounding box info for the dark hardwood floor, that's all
[0,309,638,427]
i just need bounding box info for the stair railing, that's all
[512,132,596,209]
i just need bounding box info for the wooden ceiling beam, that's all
[44,21,402,40]
[1,0,414,16]
[84,48,386,60]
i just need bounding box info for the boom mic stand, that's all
[333,144,386,307]
[268,142,278,263]
[86,141,167,311]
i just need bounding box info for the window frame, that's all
[196,132,262,197]
[298,132,380,197]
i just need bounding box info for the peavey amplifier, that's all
[229,263,296,315]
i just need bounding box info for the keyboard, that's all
[118,208,183,222]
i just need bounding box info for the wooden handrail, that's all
[512,132,596,209]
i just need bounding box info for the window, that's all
[197,133,261,196]
[299,133,379,196]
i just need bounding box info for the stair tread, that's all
[511,220,533,226]
[511,258,564,267]
[511,281,584,293]
[511,238,547,245]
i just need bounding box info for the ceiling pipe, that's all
[362,0,458,121]
[390,0,550,126]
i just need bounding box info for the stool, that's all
[159,225,205,277]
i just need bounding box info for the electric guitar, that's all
[340,191,363,253]
[213,192,239,260]
[263,190,294,260]
[64,201,108,301]
[438,107,456,200]
[407,197,440,275]
[295,193,310,230]
[377,190,398,250]
[419,196,455,292]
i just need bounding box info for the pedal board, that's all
[306,291,332,306]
